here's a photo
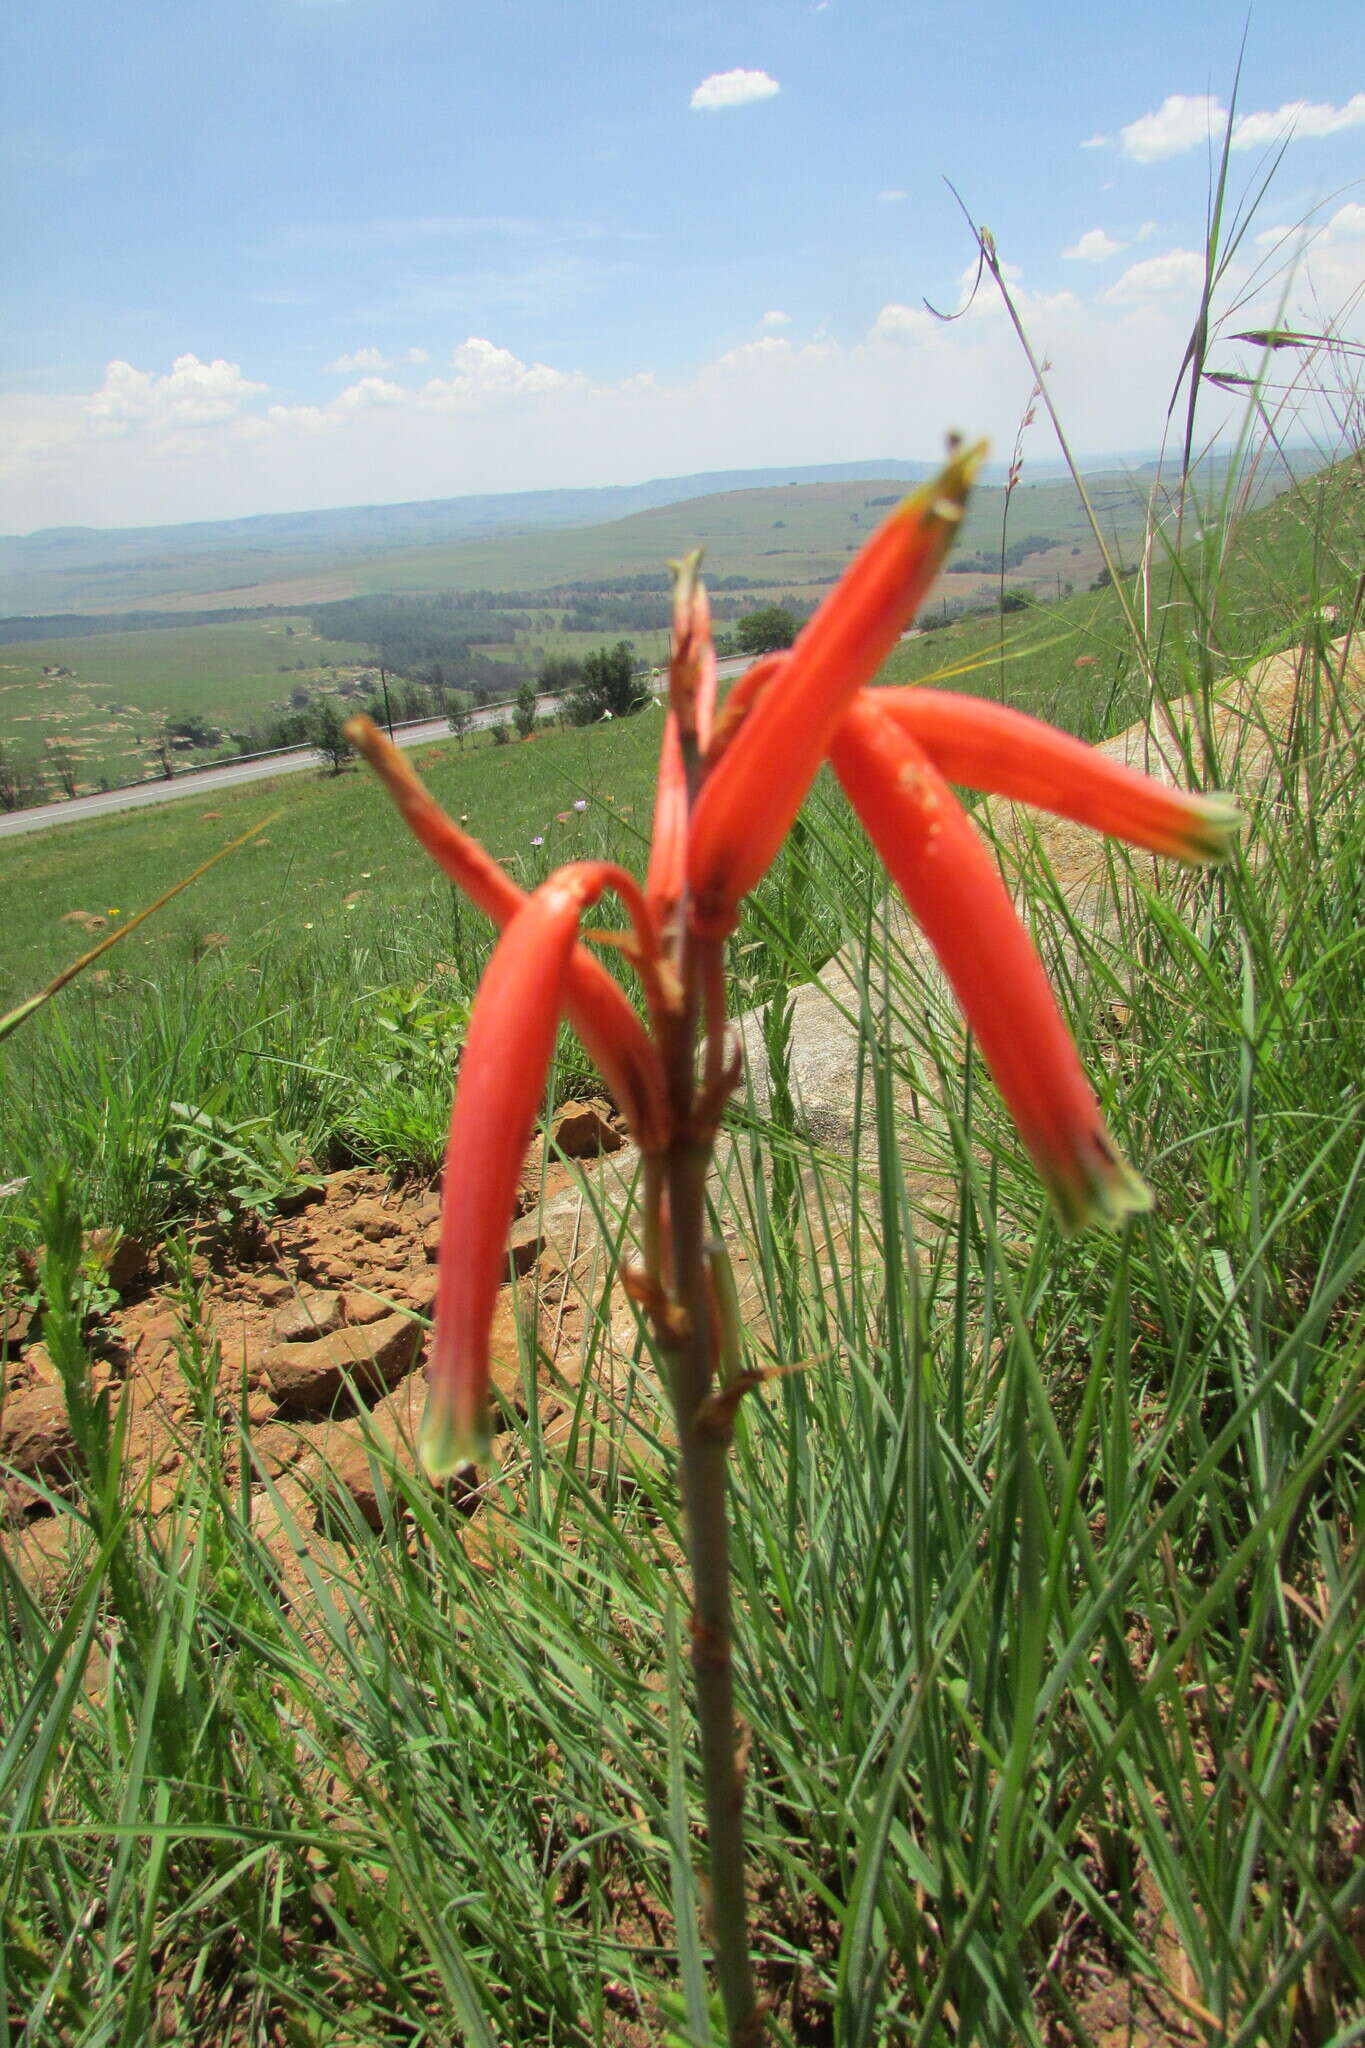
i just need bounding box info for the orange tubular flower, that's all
[344,717,668,1150]
[686,442,986,935]
[876,688,1240,863]
[421,860,652,1474]
[828,692,1153,1233]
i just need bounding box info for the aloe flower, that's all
[345,441,1237,1474]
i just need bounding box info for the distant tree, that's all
[446,696,473,747]
[565,641,648,726]
[309,700,353,775]
[513,679,538,740]
[49,744,79,799]
[151,723,175,780]
[735,606,798,656]
[165,713,218,749]
[0,741,44,813]
[489,721,511,746]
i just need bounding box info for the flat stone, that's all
[506,1215,545,1277]
[340,1287,393,1325]
[272,1290,343,1343]
[549,1098,624,1159]
[262,1312,423,1417]
[350,1200,403,1243]
[0,1385,79,1482]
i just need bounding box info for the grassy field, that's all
[0,615,370,792]
[2,300,1364,2041]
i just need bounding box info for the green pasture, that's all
[0,616,370,790]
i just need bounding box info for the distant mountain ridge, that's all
[1,445,1321,618]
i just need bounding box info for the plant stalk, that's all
[662,1133,760,2046]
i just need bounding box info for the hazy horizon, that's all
[5,3,1362,535]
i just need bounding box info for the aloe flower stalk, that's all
[344,439,1236,2045]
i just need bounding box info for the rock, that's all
[262,1312,423,1417]
[7,1511,87,1602]
[340,1288,393,1326]
[485,1281,549,1422]
[506,1215,545,1277]
[1,1300,36,1351]
[421,1218,441,1262]
[86,1229,155,1293]
[272,1290,344,1343]
[252,1276,293,1305]
[135,1309,185,1365]
[399,1272,438,1317]
[549,1099,624,1159]
[0,1385,79,1483]
[350,1200,403,1243]
[20,1343,60,1389]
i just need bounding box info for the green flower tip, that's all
[1046,1133,1154,1237]
[418,1387,490,1480]
[1185,792,1244,864]
[897,436,990,538]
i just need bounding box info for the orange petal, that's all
[829,694,1151,1232]
[668,551,717,751]
[686,443,985,935]
[345,717,667,1149]
[644,708,688,924]
[422,863,622,1474]
[877,689,1240,862]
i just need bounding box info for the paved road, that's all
[0,661,756,846]
[0,700,550,843]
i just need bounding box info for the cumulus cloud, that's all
[1256,198,1365,248]
[1103,248,1204,303]
[1117,90,1365,163]
[877,189,907,203]
[86,354,266,436]
[422,336,583,405]
[1062,228,1124,263]
[690,68,780,113]
[760,309,791,327]
[324,346,390,375]
[404,346,430,364]
[7,245,1363,533]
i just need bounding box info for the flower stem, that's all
[662,1135,760,2045]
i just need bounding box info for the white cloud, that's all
[689,68,780,113]
[868,302,935,343]
[877,188,907,203]
[1080,133,1107,150]
[331,375,406,410]
[1119,94,1219,162]
[1257,198,1365,249]
[1137,221,1158,242]
[1232,91,1365,150]
[423,335,583,404]
[760,309,791,327]
[1062,228,1124,263]
[404,346,430,364]
[325,346,390,375]
[1118,90,1365,162]
[7,240,1363,533]
[86,354,266,436]
[1103,248,1204,303]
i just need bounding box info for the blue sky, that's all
[3,0,1362,532]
